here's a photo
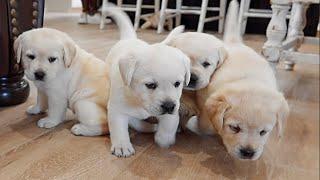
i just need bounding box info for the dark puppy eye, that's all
[145,82,157,90]
[48,57,57,63]
[260,130,267,136]
[202,61,210,68]
[27,54,35,60]
[174,81,180,88]
[229,125,241,133]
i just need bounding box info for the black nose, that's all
[34,71,45,81]
[240,147,255,159]
[188,73,198,87]
[161,101,176,114]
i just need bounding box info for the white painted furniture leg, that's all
[283,2,309,70]
[157,0,168,34]
[239,0,251,35]
[262,3,290,64]
[117,0,122,6]
[155,0,160,13]
[197,0,209,32]
[100,0,109,30]
[218,0,227,33]
[176,0,182,26]
[134,0,143,30]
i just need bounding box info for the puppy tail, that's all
[223,0,242,44]
[160,25,185,44]
[106,3,137,40]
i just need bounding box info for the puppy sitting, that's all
[106,6,190,157]
[14,28,109,136]
[189,0,289,160]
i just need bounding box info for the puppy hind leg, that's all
[129,119,157,133]
[71,101,109,136]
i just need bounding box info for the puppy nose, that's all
[34,71,45,81]
[240,147,255,159]
[189,73,198,87]
[161,101,176,114]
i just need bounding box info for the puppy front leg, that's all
[155,113,179,148]
[37,94,67,129]
[27,90,48,115]
[108,109,135,157]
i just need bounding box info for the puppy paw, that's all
[154,132,175,148]
[26,105,44,115]
[71,124,103,136]
[37,117,61,128]
[111,142,135,158]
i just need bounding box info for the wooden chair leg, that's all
[197,0,209,32]
[154,0,160,13]
[134,0,143,30]
[239,0,251,35]
[157,0,168,33]
[176,0,182,26]
[100,0,109,30]
[218,0,227,33]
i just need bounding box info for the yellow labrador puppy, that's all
[14,28,109,136]
[188,0,289,160]
[105,6,190,158]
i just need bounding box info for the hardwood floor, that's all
[0,13,319,180]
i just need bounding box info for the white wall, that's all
[45,0,73,12]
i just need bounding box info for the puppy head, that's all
[119,44,190,116]
[168,32,227,90]
[14,28,76,83]
[205,88,289,160]
[186,47,227,90]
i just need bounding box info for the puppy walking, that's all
[106,6,191,157]
[14,28,109,136]
[187,0,289,160]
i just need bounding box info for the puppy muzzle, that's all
[160,101,176,114]
[34,70,46,81]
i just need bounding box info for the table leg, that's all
[262,3,290,65]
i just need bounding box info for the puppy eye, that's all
[260,130,267,136]
[48,57,57,63]
[202,61,211,68]
[229,125,241,133]
[145,83,157,90]
[174,81,180,88]
[27,54,35,60]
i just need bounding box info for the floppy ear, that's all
[118,55,137,87]
[62,37,77,68]
[14,34,24,64]
[217,47,228,68]
[276,95,289,138]
[205,94,230,133]
[180,53,191,86]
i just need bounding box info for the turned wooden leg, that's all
[284,2,309,70]
[262,3,290,65]
[0,0,44,106]
[100,0,109,30]
[218,0,227,33]
[176,0,182,26]
[134,0,143,30]
[157,0,168,34]
[239,0,251,35]
[197,0,209,32]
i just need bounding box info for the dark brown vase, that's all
[0,0,45,106]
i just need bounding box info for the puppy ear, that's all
[14,34,24,64]
[118,55,137,86]
[62,37,77,68]
[180,53,191,86]
[276,95,289,138]
[205,94,230,133]
[217,47,228,68]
